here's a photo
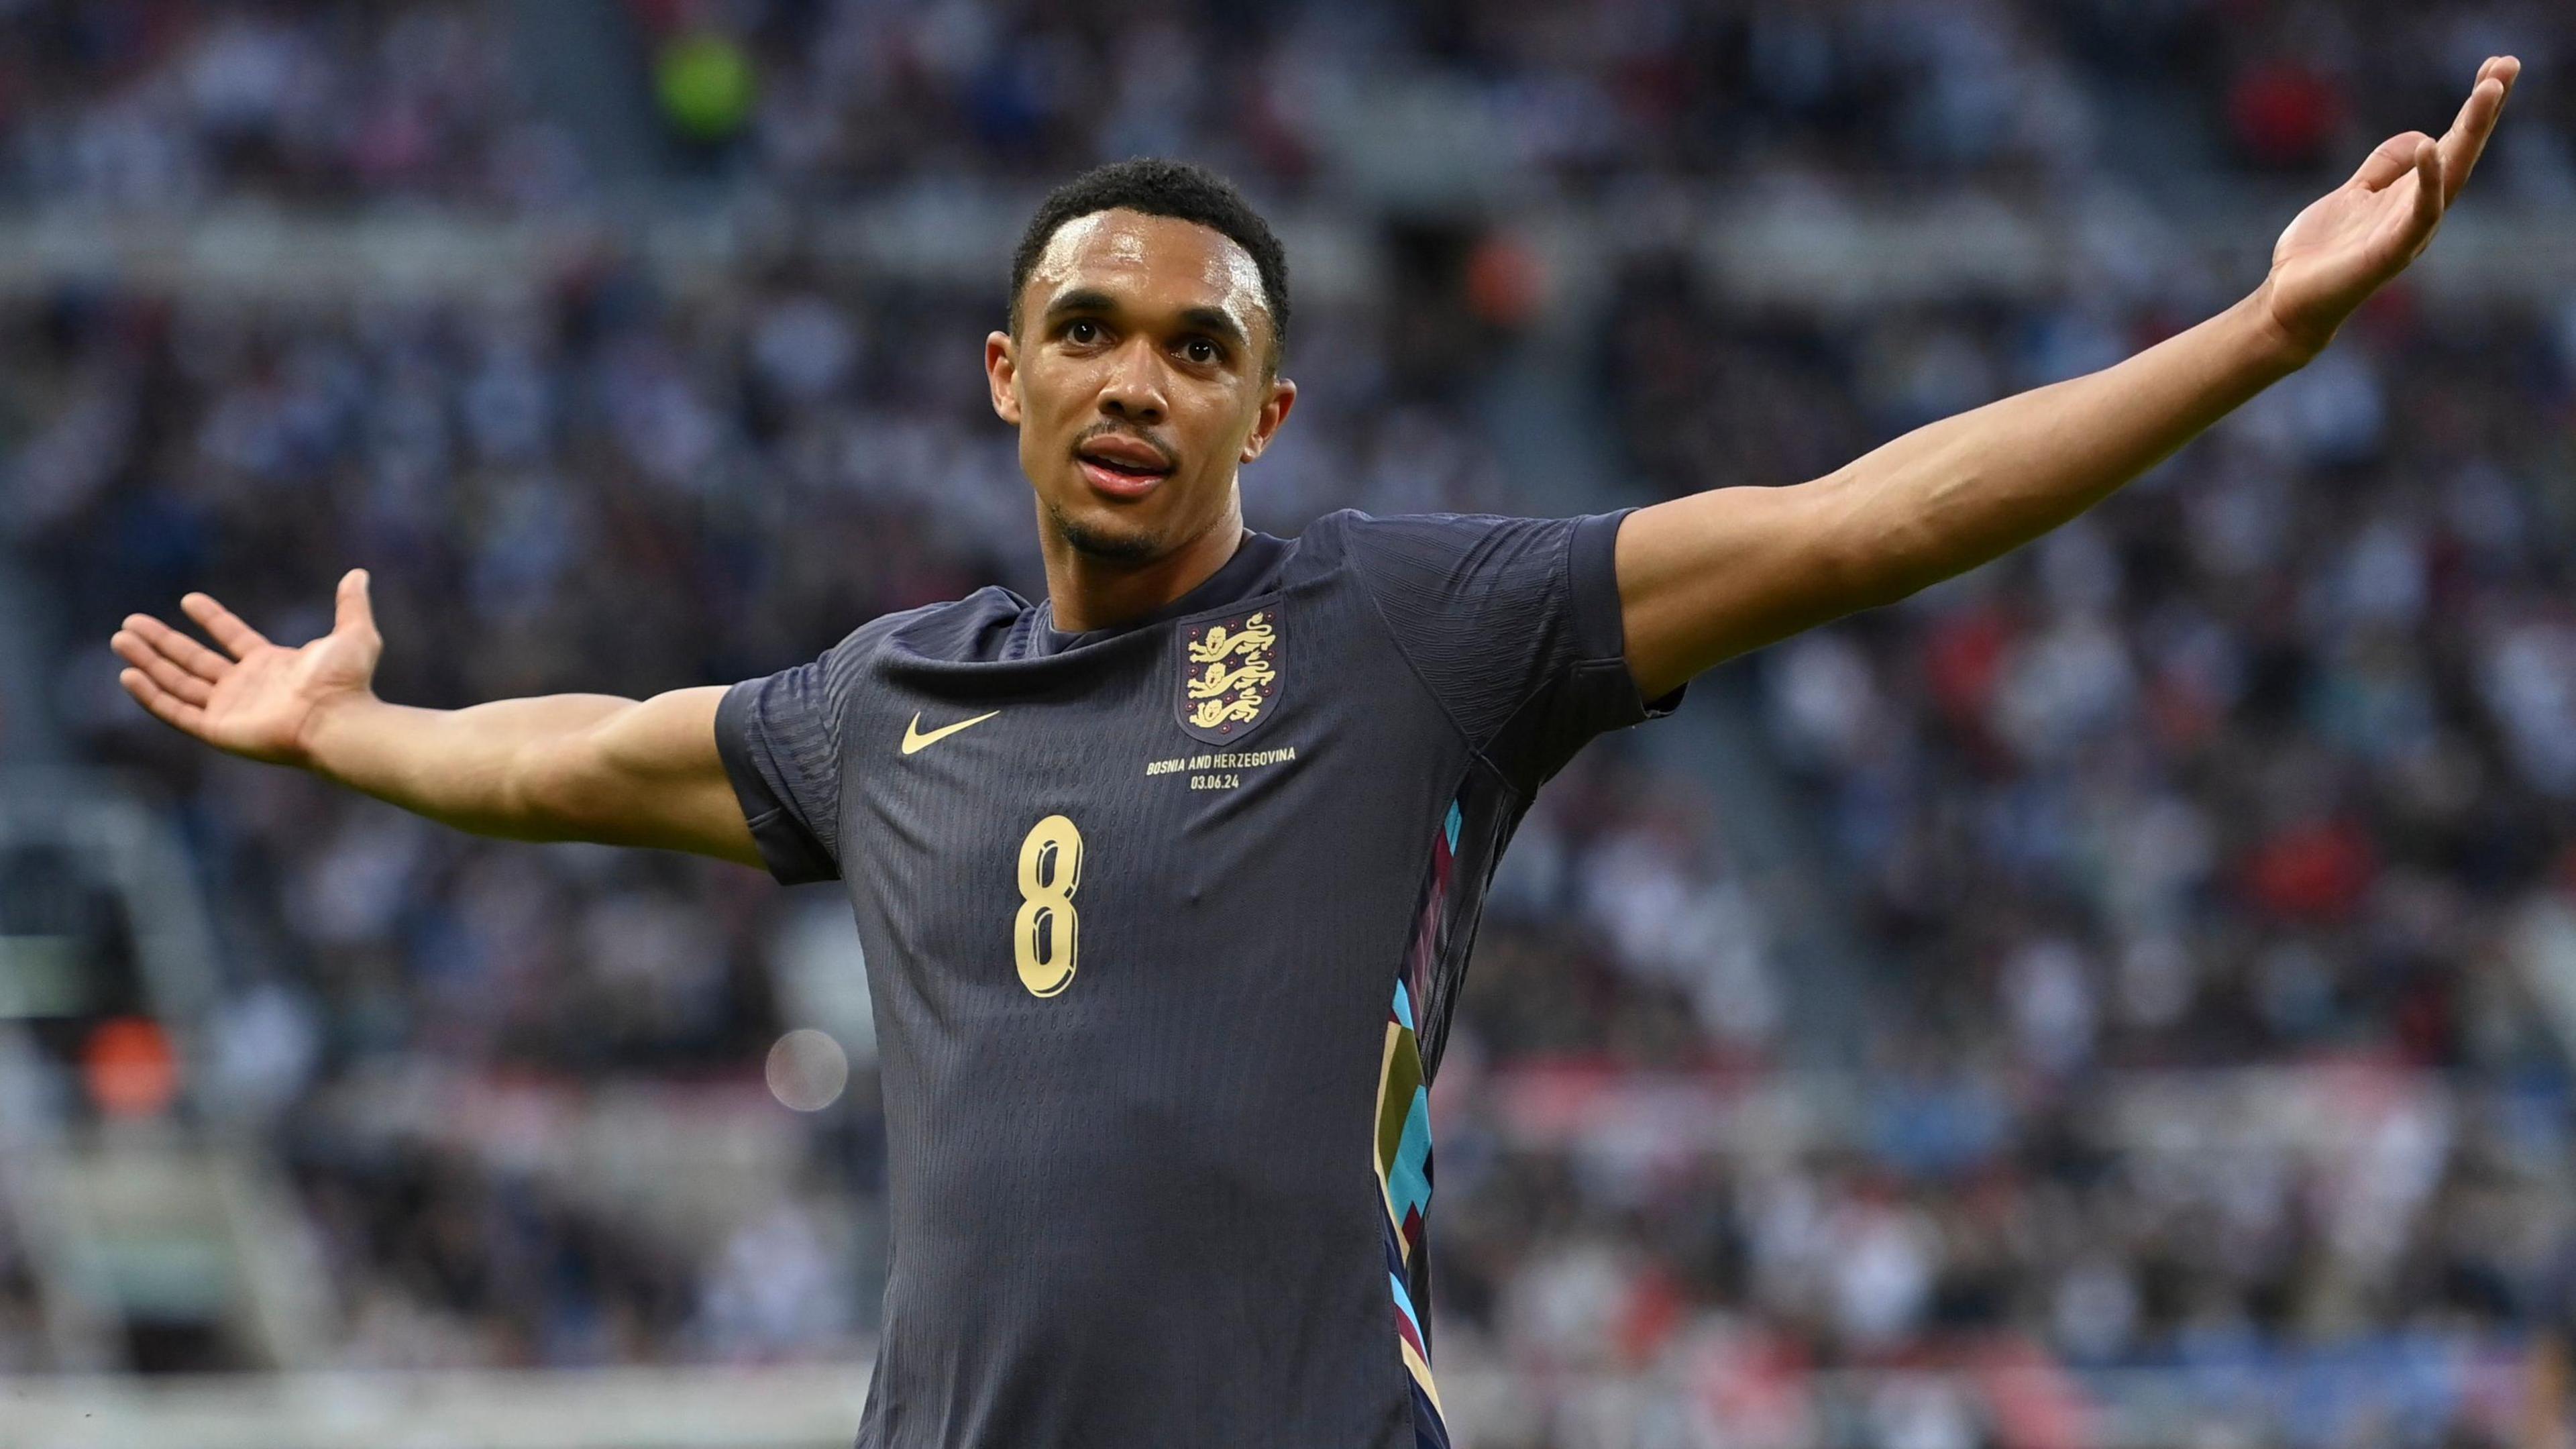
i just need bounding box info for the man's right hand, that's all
[110,569,759,867]
[112,568,383,767]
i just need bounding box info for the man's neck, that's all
[1040,504,1246,634]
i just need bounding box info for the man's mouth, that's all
[1074,436,1176,500]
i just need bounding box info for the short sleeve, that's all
[1340,509,1681,792]
[713,628,871,885]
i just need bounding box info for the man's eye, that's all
[1067,321,1100,345]
[1184,339,1217,364]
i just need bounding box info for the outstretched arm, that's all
[1617,57,2520,700]
[111,570,760,865]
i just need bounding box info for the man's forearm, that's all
[301,692,640,841]
[1617,288,2318,690]
[1623,59,2514,694]
[112,569,756,861]
[1826,286,2311,605]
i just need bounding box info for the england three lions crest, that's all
[1177,606,1281,744]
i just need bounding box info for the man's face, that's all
[987,209,1296,565]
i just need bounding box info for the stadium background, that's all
[3,2,2575,1446]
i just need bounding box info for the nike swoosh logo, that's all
[901,710,1000,755]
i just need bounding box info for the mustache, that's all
[1070,421,1178,470]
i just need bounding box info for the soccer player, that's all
[111,60,2516,1448]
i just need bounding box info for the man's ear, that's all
[1238,375,1298,464]
[985,331,1021,425]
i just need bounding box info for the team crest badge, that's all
[1177,606,1281,744]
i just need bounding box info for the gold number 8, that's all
[1014,814,1083,997]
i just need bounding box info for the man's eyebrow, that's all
[1041,288,1122,323]
[1177,306,1251,351]
[1040,290,1256,354]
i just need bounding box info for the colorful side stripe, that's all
[1374,799,1464,1449]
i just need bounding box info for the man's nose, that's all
[1098,339,1168,424]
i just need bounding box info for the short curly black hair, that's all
[1008,158,1291,370]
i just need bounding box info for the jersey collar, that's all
[1028,529,1291,657]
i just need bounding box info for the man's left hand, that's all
[2260,56,2520,360]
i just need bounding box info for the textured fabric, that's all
[712,509,1675,1448]
[1026,530,1294,659]
[1340,510,1666,792]
[1381,965,1444,1447]
[714,622,881,883]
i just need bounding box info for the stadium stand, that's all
[4,3,2576,1446]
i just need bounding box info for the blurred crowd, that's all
[1456,258,2576,1442]
[3,1,2571,212]
[649,0,2576,199]
[1614,276,2576,1079]
[0,1,581,210]
[2,3,2575,1448]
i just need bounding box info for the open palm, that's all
[2263,56,2518,357]
[111,569,382,767]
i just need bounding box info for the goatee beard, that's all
[1046,498,1164,566]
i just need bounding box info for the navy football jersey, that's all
[715,508,1676,1448]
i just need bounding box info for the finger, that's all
[2436,59,2518,205]
[179,592,272,659]
[2352,131,2432,192]
[110,631,215,706]
[119,668,209,737]
[2410,138,2445,237]
[119,612,231,682]
[333,568,375,637]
